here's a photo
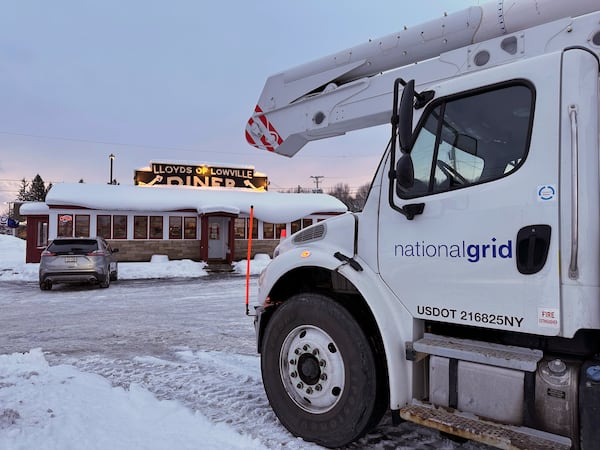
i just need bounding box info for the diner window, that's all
[184,217,197,239]
[57,214,73,237]
[169,216,182,239]
[149,216,163,239]
[209,223,220,240]
[97,215,111,239]
[134,216,148,239]
[74,215,90,237]
[234,218,246,239]
[113,215,127,239]
[263,223,275,239]
[247,218,258,239]
[275,223,286,239]
[291,219,302,234]
[37,222,48,247]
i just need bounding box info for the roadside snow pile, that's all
[0,235,274,281]
[0,235,38,281]
[233,253,271,275]
[117,258,208,280]
[0,349,267,450]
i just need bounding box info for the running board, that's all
[400,402,571,450]
[408,333,543,371]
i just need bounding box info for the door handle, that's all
[516,225,551,275]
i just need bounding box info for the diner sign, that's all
[134,162,268,190]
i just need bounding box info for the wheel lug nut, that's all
[303,344,310,351]
[290,371,298,378]
[289,359,296,365]
[312,349,319,356]
[305,387,313,394]
[294,348,301,355]
[296,382,304,389]
[315,384,322,391]
[320,373,328,381]
[319,359,326,367]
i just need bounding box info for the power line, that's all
[0,130,237,154]
[0,131,380,159]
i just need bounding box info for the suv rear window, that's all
[47,239,99,255]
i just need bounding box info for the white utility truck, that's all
[245,1,600,448]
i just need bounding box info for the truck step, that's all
[411,333,543,371]
[399,402,571,450]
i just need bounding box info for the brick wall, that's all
[107,239,279,262]
[234,239,279,260]
[108,240,201,262]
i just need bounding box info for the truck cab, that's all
[247,2,600,448]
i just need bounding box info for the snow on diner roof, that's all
[38,183,347,223]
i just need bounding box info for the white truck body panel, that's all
[249,1,600,447]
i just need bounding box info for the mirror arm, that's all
[401,203,425,220]
[414,90,435,109]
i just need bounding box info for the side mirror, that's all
[396,153,415,193]
[398,79,415,153]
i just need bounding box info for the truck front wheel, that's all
[261,293,385,448]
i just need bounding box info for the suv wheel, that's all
[99,270,110,288]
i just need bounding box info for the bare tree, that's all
[328,183,354,210]
[328,182,372,212]
[353,183,371,212]
[281,185,312,193]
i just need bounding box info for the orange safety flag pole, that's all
[245,205,254,315]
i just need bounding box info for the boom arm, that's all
[245,0,599,156]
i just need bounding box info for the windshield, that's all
[47,239,99,255]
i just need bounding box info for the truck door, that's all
[558,49,600,336]
[378,54,564,336]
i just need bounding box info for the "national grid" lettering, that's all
[394,238,512,263]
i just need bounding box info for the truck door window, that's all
[401,82,534,198]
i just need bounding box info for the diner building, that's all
[20,173,347,265]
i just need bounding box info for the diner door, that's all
[208,217,228,260]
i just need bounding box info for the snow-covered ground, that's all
[0,235,274,449]
[0,235,490,449]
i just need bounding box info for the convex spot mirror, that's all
[396,153,414,194]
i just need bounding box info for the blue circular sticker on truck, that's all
[538,185,556,201]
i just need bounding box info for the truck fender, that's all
[335,257,419,410]
[259,246,418,410]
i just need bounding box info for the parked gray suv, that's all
[39,237,119,290]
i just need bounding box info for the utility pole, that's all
[310,175,324,193]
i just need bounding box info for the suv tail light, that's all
[87,249,108,256]
[41,250,56,257]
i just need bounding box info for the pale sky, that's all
[0,0,477,210]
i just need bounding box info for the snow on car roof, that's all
[22,182,347,223]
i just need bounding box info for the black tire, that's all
[39,280,52,291]
[110,263,118,281]
[261,293,386,448]
[99,270,110,288]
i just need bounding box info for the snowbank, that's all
[0,235,271,281]
[0,235,274,449]
[0,349,267,450]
